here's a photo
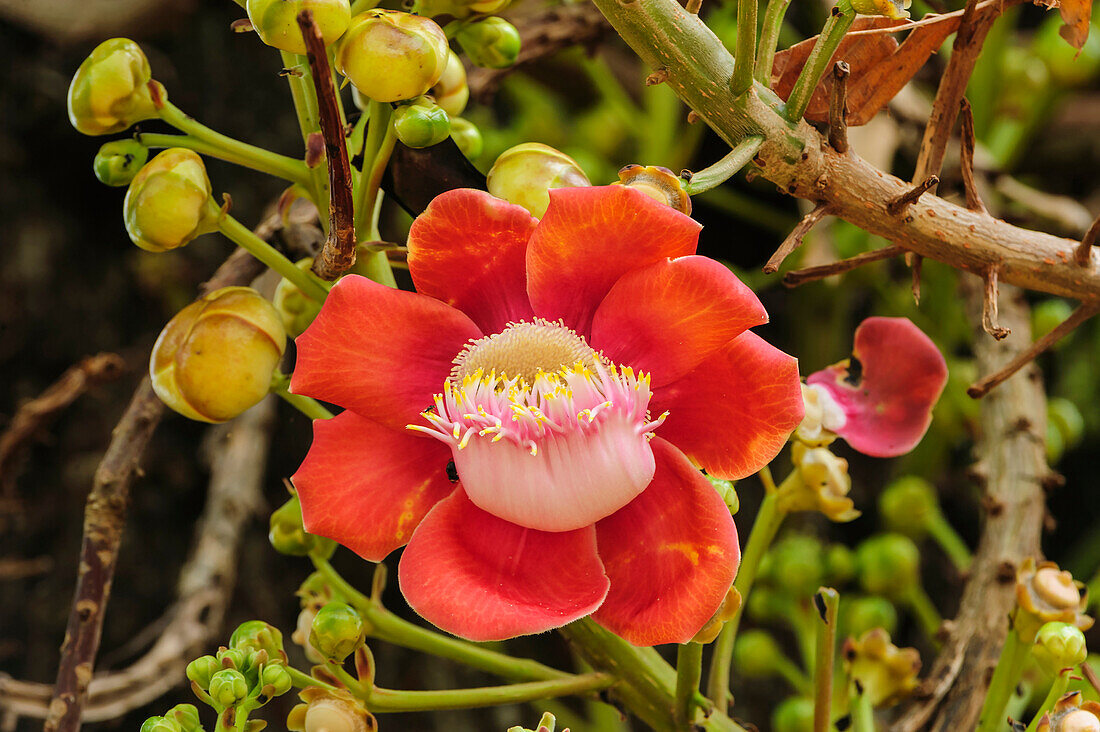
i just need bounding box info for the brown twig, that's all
[1074,214,1100,267]
[783,244,903,286]
[959,99,987,214]
[967,301,1100,398]
[763,203,831,273]
[0,353,125,496]
[827,61,849,154]
[1082,661,1100,698]
[0,557,52,581]
[887,176,939,216]
[685,0,702,13]
[981,265,1011,340]
[298,9,356,280]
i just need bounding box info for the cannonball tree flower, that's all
[803,317,948,457]
[291,186,804,645]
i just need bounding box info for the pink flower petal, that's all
[593,438,739,645]
[398,489,610,641]
[652,332,804,480]
[291,275,482,430]
[807,316,947,457]
[590,256,768,386]
[407,189,538,334]
[293,410,456,561]
[526,186,701,335]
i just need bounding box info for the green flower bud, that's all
[766,534,825,599]
[849,0,910,19]
[309,602,365,661]
[230,620,285,658]
[431,50,469,117]
[415,0,511,20]
[1047,419,1066,465]
[68,38,163,136]
[746,585,795,622]
[272,258,325,338]
[772,697,815,732]
[123,148,217,252]
[487,142,590,218]
[842,596,899,638]
[878,476,940,539]
[856,534,921,601]
[294,607,327,664]
[1034,622,1088,677]
[217,647,248,671]
[449,117,483,159]
[208,668,249,708]
[455,17,521,70]
[733,629,784,678]
[335,10,449,103]
[185,655,221,689]
[150,287,287,424]
[141,716,183,732]
[260,663,294,697]
[707,475,739,515]
[246,0,351,55]
[824,544,857,586]
[93,139,149,186]
[393,97,451,149]
[269,494,337,557]
[165,704,203,732]
[1049,397,1085,449]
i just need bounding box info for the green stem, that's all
[849,684,875,732]
[280,50,328,226]
[754,0,795,86]
[1025,671,1070,732]
[773,652,813,695]
[326,660,368,698]
[211,203,332,302]
[731,0,758,94]
[684,136,764,195]
[368,673,615,713]
[904,586,943,646]
[271,370,335,420]
[285,665,338,691]
[813,589,839,732]
[675,642,704,726]
[135,132,310,187]
[976,628,1032,732]
[354,100,395,240]
[784,1,855,122]
[926,514,973,572]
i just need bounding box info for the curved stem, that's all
[1024,671,1070,732]
[135,132,310,187]
[774,653,813,695]
[675,642,704,726]
[976,628,1031,732]
[754,0,795,86]
[683,136,763,195]
[354,100,394,240]
[285,665,338,691]
[271,370,334,420]
[926,514,973,572]
[904,585,944,646]
[367,673,615,713]
[783,2,855,122]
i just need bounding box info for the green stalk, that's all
[675,642,704,726]
[354,100,395,240]
[754,0,795,86]
[904,586,943,646]
[731,0,758,94]
[976,628,1032,732]
[1025,671,1070,732]
[271,370,334,420]
[285,665,337,691]
[279,50,329,227]
[367,674,615,712]
[136,132,310,187]
[683,136,764,195]
[783,0,855,122]
[812,589,839,732]
[849,684,875,732]
[926,514,973,572]
[774,652,813,695]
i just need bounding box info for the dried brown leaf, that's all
[1058,0,1092,50]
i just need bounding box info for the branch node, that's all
[763,203,831,274]
[959,99,987,214]
[828,61,850,154]
[982,265,1011,340]
[646,68,669,86]
[1073,214,1100,267]
[887,176,939,216]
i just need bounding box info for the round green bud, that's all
[260,663,294,697]
[1033,621,1088,677]
[335,10,449,103]
[448,117,483,159]
[93,139,149,186]
[165,704,202,732]
[150,286,287,424]
[431,51,469,117]
[230,620,285,658]
[746,585,794,622]
[487,142,590,218]
[416,0,511,20]
[273,258,326,338]
[393,97,451,149]
[68,38,163,136]
[141,716,183,732]
[707,475,739,515]
[269,494,337,557]
[732,629,784,678]
[824,544,857,586]
[1049,397,1085,449]
[217,647,248,670]
[772,696,815,732]
[185,655,221,689]
[1032,298,1074,343]
[767,534,826,599]
[208,668,250,708]
[455,17,521,70]
[123,148,217,252]
[246,0,351,55]
[842,596,899,638]
[878,476,940,539]
[856,534,921,600]
[1048,420,1067,464]
[1034,15,1100,87]
[309,602,365,661]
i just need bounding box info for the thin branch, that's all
[959,99,987,214]
[763,203,831,273]
[981,265,1011,340]
[887,176,939,216]
[1074,215,1100,267]
[298,9,356,280]
[968,301,1100,398]
[783,244,903,286]
[685,0,702,14]
[912,254,923,305]
[827,61,850,154]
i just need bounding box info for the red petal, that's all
[590,256,768,386]
[293,411,455,561]
[652,332,804,480]
[408,189,538,334]
[807,317,947,457]
[593,438,738,645]
[526,186,701,335]
[291,275,481,430]
[398,489,609,641]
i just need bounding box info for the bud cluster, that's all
[185,621,294,712]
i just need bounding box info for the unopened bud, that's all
[335,10,449,103]
[842,628,921,707]
[230,620,285,659]
[772,696,815,732]
[393,97,451,148]
[310,602,365,661]
[765,534,825,599]
[781,443,859,522]
[217,647,248,671]
[455,17,521,69]
[260,664,294,697]
[273,258,326,338]
[93,139,149,186]
[878,476,940,539]
[123,148,217,252]
[150,286,287,423]
[186,655,221,689]
[449,117,483,159]
[1034,622,1089,677]
[487,142,590,218]
[293,607,326,664]
[431,50,469,117]
[270,494,337,557]
[246,0,351,54]
[842,596,898,638]
[794,382,845,447]
[733,630,784,678]
[856,534,920,601]
[141,716,183,732]
[68,38,163,136]
[165,704,202,732]
[707,475,739,515]
[616,164,691,214]
[824,544,857,586]
[208,669,249,708]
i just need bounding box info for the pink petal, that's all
[398,489,610,641]
[291,275,482,430]
[590,256,768,386]
[526,186,701,335]
[592,438,739,645]
[293,410,456,561]
[807,316,947,457]
[651,332,804,480]
[407,189,538,334]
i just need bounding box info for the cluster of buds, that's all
[1034,692,1100,732]
[67,38,163,136]
[1014,559,1094,643]
[288,688,376,732]
[186,621,294,713]
[842,628,921,708]
[124,148,218,253]
[487,143,591,218]
[779,442,859,522]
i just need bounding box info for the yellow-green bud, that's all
[733,629,784,678]
[93,139,149,186]
[217,647,249,670]
[150,287,287,424]
[273,258,325,338]
[141,716,183,732]
[746,585,796,622]
[208,669,249,708]
[856,534,920,601]
[455,17,521,70]
[335,11,449,103]
[707,475,739,515]
[824,544,857,586]
[765,534,825,598]
[393,97,451,149]
[1049,397,1085,449]
[124,148,217,252]
[165,704,202,732]
[309,602,365,661]
[1034,622,1089,677]
[260,664,294,697]
[270,494,337,557]
[186,655,221,689]
[878,476,940,539]
[230,620,285,659]
[246,0,351,55]
[416,0,510,20]
[487,142,590,218]
[431,51,469,117]
[772,697,815,732]
[849,0,910,19]
[842,596,898,638]
[449,117,483,159]
[68,38,163,136]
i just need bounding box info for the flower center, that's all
[450,318,601,385]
